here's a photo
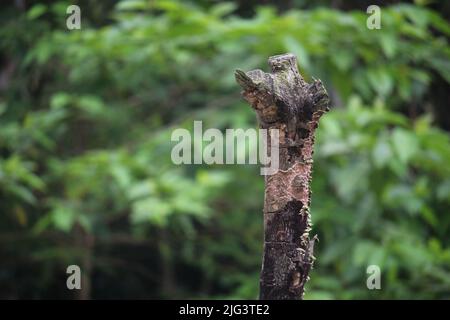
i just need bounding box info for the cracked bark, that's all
[235,53,330,300]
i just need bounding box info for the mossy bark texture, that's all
[235,53,330,300]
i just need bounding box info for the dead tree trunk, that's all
[235,53,330,299]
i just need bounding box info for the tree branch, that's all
[235,53,330,299]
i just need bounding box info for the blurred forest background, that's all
[1,0,449,299]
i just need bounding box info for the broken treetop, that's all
[235,53,329,135]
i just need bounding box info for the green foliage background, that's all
[0,0,449,299]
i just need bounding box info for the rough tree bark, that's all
[235,53,330,300]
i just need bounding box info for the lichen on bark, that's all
[235,53,330,300]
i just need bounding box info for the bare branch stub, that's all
[235,53,330,299]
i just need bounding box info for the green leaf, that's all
[27,4,46,20]
[131,198,172,226]
[51,207,76,232]
[372,136,392,168]
[391,128,419,163]
[379,33,397,58]
[210,2,236,17]
[50,93,72,109]
[116,0,148,11]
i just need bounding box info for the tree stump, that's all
[235,53,330,299]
